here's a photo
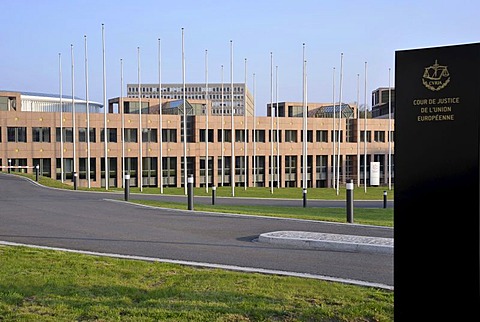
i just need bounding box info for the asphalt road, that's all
[0,173,393,289]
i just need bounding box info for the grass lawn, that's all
[0,245,393,321]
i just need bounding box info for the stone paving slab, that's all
[258,231,393,255]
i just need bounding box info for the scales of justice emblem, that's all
[422,60,450,91]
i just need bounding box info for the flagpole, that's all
[356,73,360,187]
[388,67,392,190]
[182,28,187,195]
[84,35,91,188]
[158,39,163,193]
[102,23,108,190]
[221,64,224,187]
[332,67,336,189]
[121,58,125,188]
[59,53,64,183]
[270,51,274,194]
[230,40,235,197]
[244,57,247,190]
[205,49,209,193]
[252,72,256,187]
[336,53,344,195]
[302,43,307,192]
[364,61,368,193]
[71,44,77,185]
[275,65,280,189]
[138,46,143,192]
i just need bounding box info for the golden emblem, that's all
[422,60,450,91]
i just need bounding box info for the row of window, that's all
[0,126,393,144]
[3,154,393,188]
[128,86,244,93]
[129,94,246,101]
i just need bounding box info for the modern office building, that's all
[0,90,394,189]
[127,82,254,117]
[371,87,395,118]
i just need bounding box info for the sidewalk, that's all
[258,231,393,255]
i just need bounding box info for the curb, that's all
[258,231,393,255]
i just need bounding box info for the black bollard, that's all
[346,179,354,223]
[303,188,307,208]
[8,159,11,173]
[73,172,78,190]
[383,190,387,208]
[124,174,130,201]
[187,174,194,210]
[212,185,216,205]
[35,165,39,182]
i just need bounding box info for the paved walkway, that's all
[258,231,393,255]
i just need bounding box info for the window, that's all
[316,130,328,142]
[142,128,158,142]
[285,130,297,142]
[100,128,118,142]
[285,155,297,187]
[56,158,74,180]
[253,130,265,143]
[162,129,177,142]
[124,128,137,143]
[142,157,157,186]
[79,157,96,180]
[162,157,177,186]
[300,130,313,143]
[32,127,51,142]
[180,116,194,143]
[56,127,73,143]
[316,155,328,188]
[79,128,96,142]
[199,129,214,142]
[269,130,282,142]
[217,129,232,142]
[235,129,247,142]
[7,127,27,142]
[389,130,395,142]
[330,130,343,143]
[360,130,372,142]
[32,158,51,177]
[218,156,231,182]
[374,131,385,142]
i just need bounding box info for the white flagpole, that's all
[102,23,110,190]
[244,58,247,190]
[302,44,307,191]
[230,40,235,197]
[59,53,64,183]
[121,58,125,188]
[138,46,143,192]
[356,73,360,187]
[84,35,91,188]
[364,61,368,193]
[158,39,163,193]
[336,53,344,195]
[221,64,224,187]
[102,23,108,190]
[71,44,77,183]
[270,51,274,194]
[205,49,209,193]
[182,28,187,195]
[388,67,392,190]
[252,72,256,187]
[275,65,280,189]
[332,67,336,189]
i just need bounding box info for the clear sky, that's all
[1,0,479,115]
